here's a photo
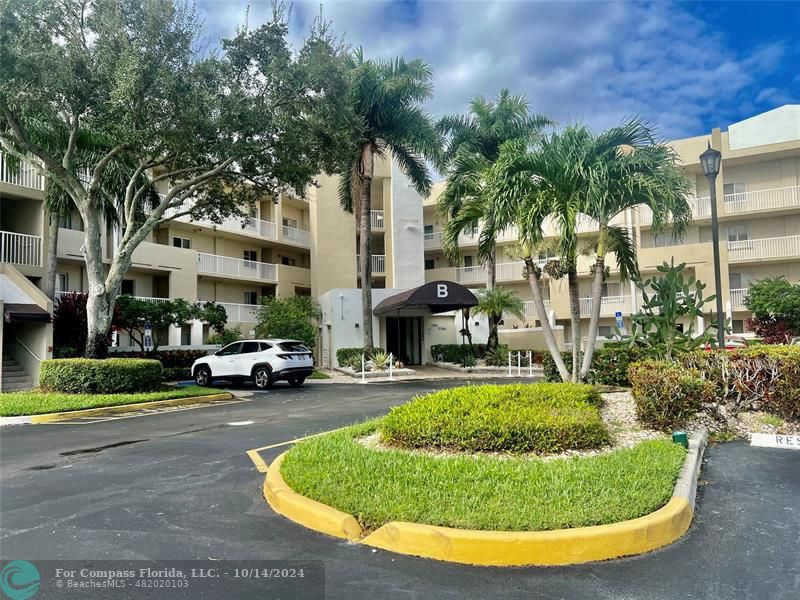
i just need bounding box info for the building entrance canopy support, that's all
[372,280,477,316]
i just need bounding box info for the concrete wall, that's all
[389,161,425,289]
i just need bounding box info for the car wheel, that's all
[253,365,273,389]
[287,376,305,388]
[194,366,212,387]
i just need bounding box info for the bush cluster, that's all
[40,358,164,394]
[112,350,209,381]
[207,327,242,347]
[681,346,800,419]
[542,346,646,386]
[336,347,386,369]
[430,344,545,366]
[380,383,608,454]
[628,360,716,431]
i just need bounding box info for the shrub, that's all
[162,367,191,381]
[336,347,385,369]
[207,326,242,346]
[430,344,486,363]
[484,345,510,366]
[40,358,163,393]
[629,360,716,431]
[380,383,608,454]
[256,296,320,349]
[543,347,650,386]
[112,349,209,369]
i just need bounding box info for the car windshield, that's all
[277,341,309,353]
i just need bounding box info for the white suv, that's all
[192,339,314,389]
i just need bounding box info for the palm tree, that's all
[337,50,439,350]
[473,287,524,352]
[484,120,692,382]
[436,90,550,288]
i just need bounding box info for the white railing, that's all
[424,230,443,249]
[0,231,42,266]
[503,300,552,326]
[197,252,277,281]
[281,225,311,247]
[730,288,749,310]
[724,185,800,214]
[496,226,519,242]
[495,261,525,281]
[54,291,170,304]
[639,195,711,225]
[162,202,278,241]
[728,235,800,262]
[0,153,45,191]
[579,295,631,317]
[356,254,386,275]
[455,265,487,284]
[214,302,260,323]
[371,210,385,229]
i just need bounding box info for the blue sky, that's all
[196,0,800,141]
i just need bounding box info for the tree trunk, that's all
[567,265,581,383]
[82,211,112,358]
[485,246,496,289]
[359,145,374,350]
[43,212,60,301]
[580,254,606,379]
[524,257,570,381]
[487,315,499,352]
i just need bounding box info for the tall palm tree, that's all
[338,50,439,350]
[473,287,524,352]
[484,120,692,382]
[436,90,550,287]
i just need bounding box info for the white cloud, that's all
[196,0,790,140]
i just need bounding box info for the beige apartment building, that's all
[1,104,799,385]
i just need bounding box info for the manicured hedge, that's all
[629,360,716,431]
[112,349,209,368]
[542,346,647,386]
[681,346,800,419]
[380,383,608,454]
[430,343,486,363]
[335,347,385,368]
[39,358,163,394]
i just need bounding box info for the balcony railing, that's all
[162,202,279,241]
[371,210,385,229]
[503,300,552,327]
[455,265,487,284]
[356,254,386,275]
[495,261,525,282]
[424,230,442,249]
[214,301,260,323]
[54,291,170,304]
[197,252,277,282]
[730,288,749,311]
[0,153,45,191]
[0,231,42,266]
[724,185,800,215]
[579,295,631,317]
[639,196,711,225]
[727,235,800,263]
[282,225,311,247]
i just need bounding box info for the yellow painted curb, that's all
[264,453,363,542]
[360,497,692,566]
[28,393,233,423]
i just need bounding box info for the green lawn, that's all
[0,386,219,417]
[281,420,686,532]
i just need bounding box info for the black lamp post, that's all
[699,142,725,349]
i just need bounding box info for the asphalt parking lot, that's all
[1,379,798,599]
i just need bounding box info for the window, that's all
[727,224,750,243]
[281,256,296,266]
[121,279,135,296]
[652,232,673,248]
[723,182,746,200]
[602,282,622,297]
[217,342,242,356]
[244,291,258,305]
[424,224,433,236]
[58,213,72,229]
[598,325,613,337]
[463,256,474,268]
[56,273,69,293]
[424,258,435,270]
[258,342,273,351]
[729,273,742,289]
[240,341,260,354]
[732,320,745,334]
[282,217,298,229]
[173,236,191,249]
[243,250,257,263]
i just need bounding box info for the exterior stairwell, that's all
[2,355,33,392]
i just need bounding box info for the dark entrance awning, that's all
[4,303,51,323]
[373,281,478,315]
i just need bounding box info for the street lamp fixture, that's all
[700,142,725,349]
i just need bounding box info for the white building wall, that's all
[389,162,425,289]
[728,104,800,150]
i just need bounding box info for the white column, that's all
[168,325,182,346]
[190,320,204,345]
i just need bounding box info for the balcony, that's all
[0,153,45,191]
[730,288,749,311]
[503,300,552,327]
[281,225,311,247]
[579,295,631,317]
[162,203,279,242]
[214,301,260,323]
[455,265,487,285]
[371,210,385,230]
[724,185,800,215]
[496,261,525,282]
[727,235,800,263]
[424,230,443,250]
[54,291,169,304]
[356,254,386,275]
[0,231,42,267]
[638,196,711,225]
[197,252,277,282]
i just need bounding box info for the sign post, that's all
[143,322,153,352]
[614,311,627,336]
